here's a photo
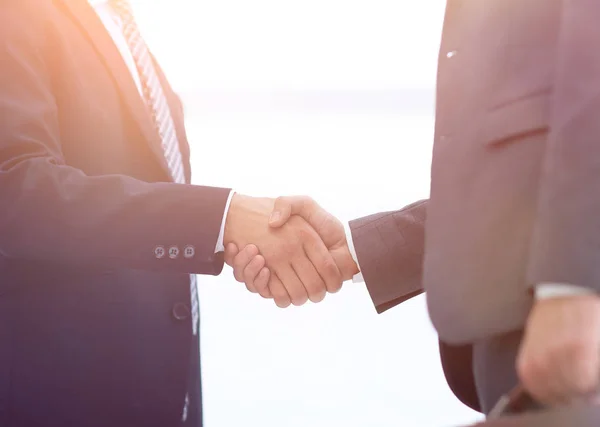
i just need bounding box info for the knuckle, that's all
[245,257,264,276]
[298,227,311,240]
[284,242,301,257]
[319,263,342,291]
[233,269,244,283]
[321,258,341,279]
[252,272,266,288]
[287,215,305,228]
[233,257,249,273]
[257,273,270,289]
[256,280,272,298]
[254,279,269,296]
[516,353,543,385]
[269,282,288,300]
[300,195,315,207]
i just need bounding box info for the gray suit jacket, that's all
[350,0,600,411]
[425,0,600,344]
[354,0,600,345]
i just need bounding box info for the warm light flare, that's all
[132,0,446,92]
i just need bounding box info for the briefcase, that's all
[471,405,600,427]
[468,386,600,427]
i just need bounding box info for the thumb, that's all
[224,242,239,266]
[269,196,310,228]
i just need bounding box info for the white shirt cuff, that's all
[215,190,235,253]
[535,283,595,299]
[343,222,364,283]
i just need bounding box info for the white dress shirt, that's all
[91,0,233,253]
[343,225,591,300]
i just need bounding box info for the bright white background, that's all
[133,1,483,426]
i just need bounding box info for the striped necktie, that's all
[110,0,185,184]
[109,0,199,339]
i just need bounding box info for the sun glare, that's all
[131,0,445,92]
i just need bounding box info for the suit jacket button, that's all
[172,303,191,320]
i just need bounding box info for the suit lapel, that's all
[56,0,172,178]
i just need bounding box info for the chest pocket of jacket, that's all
[437,0,559,146]
[479,44,554,146]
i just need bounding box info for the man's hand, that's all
[224,243,272,298]
[516,295,600,406]
[269,196,359,281]
[225,196,359,305]
[223,194,342,307]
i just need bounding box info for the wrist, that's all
[223,194,274,246]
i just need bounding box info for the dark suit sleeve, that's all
[526,6,600,291]
[351,203,481,411]
[349,200,427,313]
[0,5,229,275]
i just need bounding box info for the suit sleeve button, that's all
[168,246,180,259]
[154,246,166,259]
[184,245,195,259]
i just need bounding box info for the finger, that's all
[303,234,342,294]
[254,267,272,298]
[516,341,557,405]
[562,345,600,402]
[519,361,566,405]
[517,342,571,405]
[291,254,327,303]
[224,243,239,266]
[538,343,599,404]
[243,254,266,295]
[232,244,259,283]
[269,196,317,228]
[276,265,309,306]
[268,273,292,308]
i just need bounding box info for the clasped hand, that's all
[223,194,358,307]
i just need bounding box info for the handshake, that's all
[222,194,360,307]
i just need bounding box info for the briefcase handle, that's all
[487,385,544,419]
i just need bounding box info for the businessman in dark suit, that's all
[0,0,347,426]
[229,0,600,415]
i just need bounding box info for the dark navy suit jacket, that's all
[0,1,231,425]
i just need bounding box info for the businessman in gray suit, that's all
[227,0,600,415]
